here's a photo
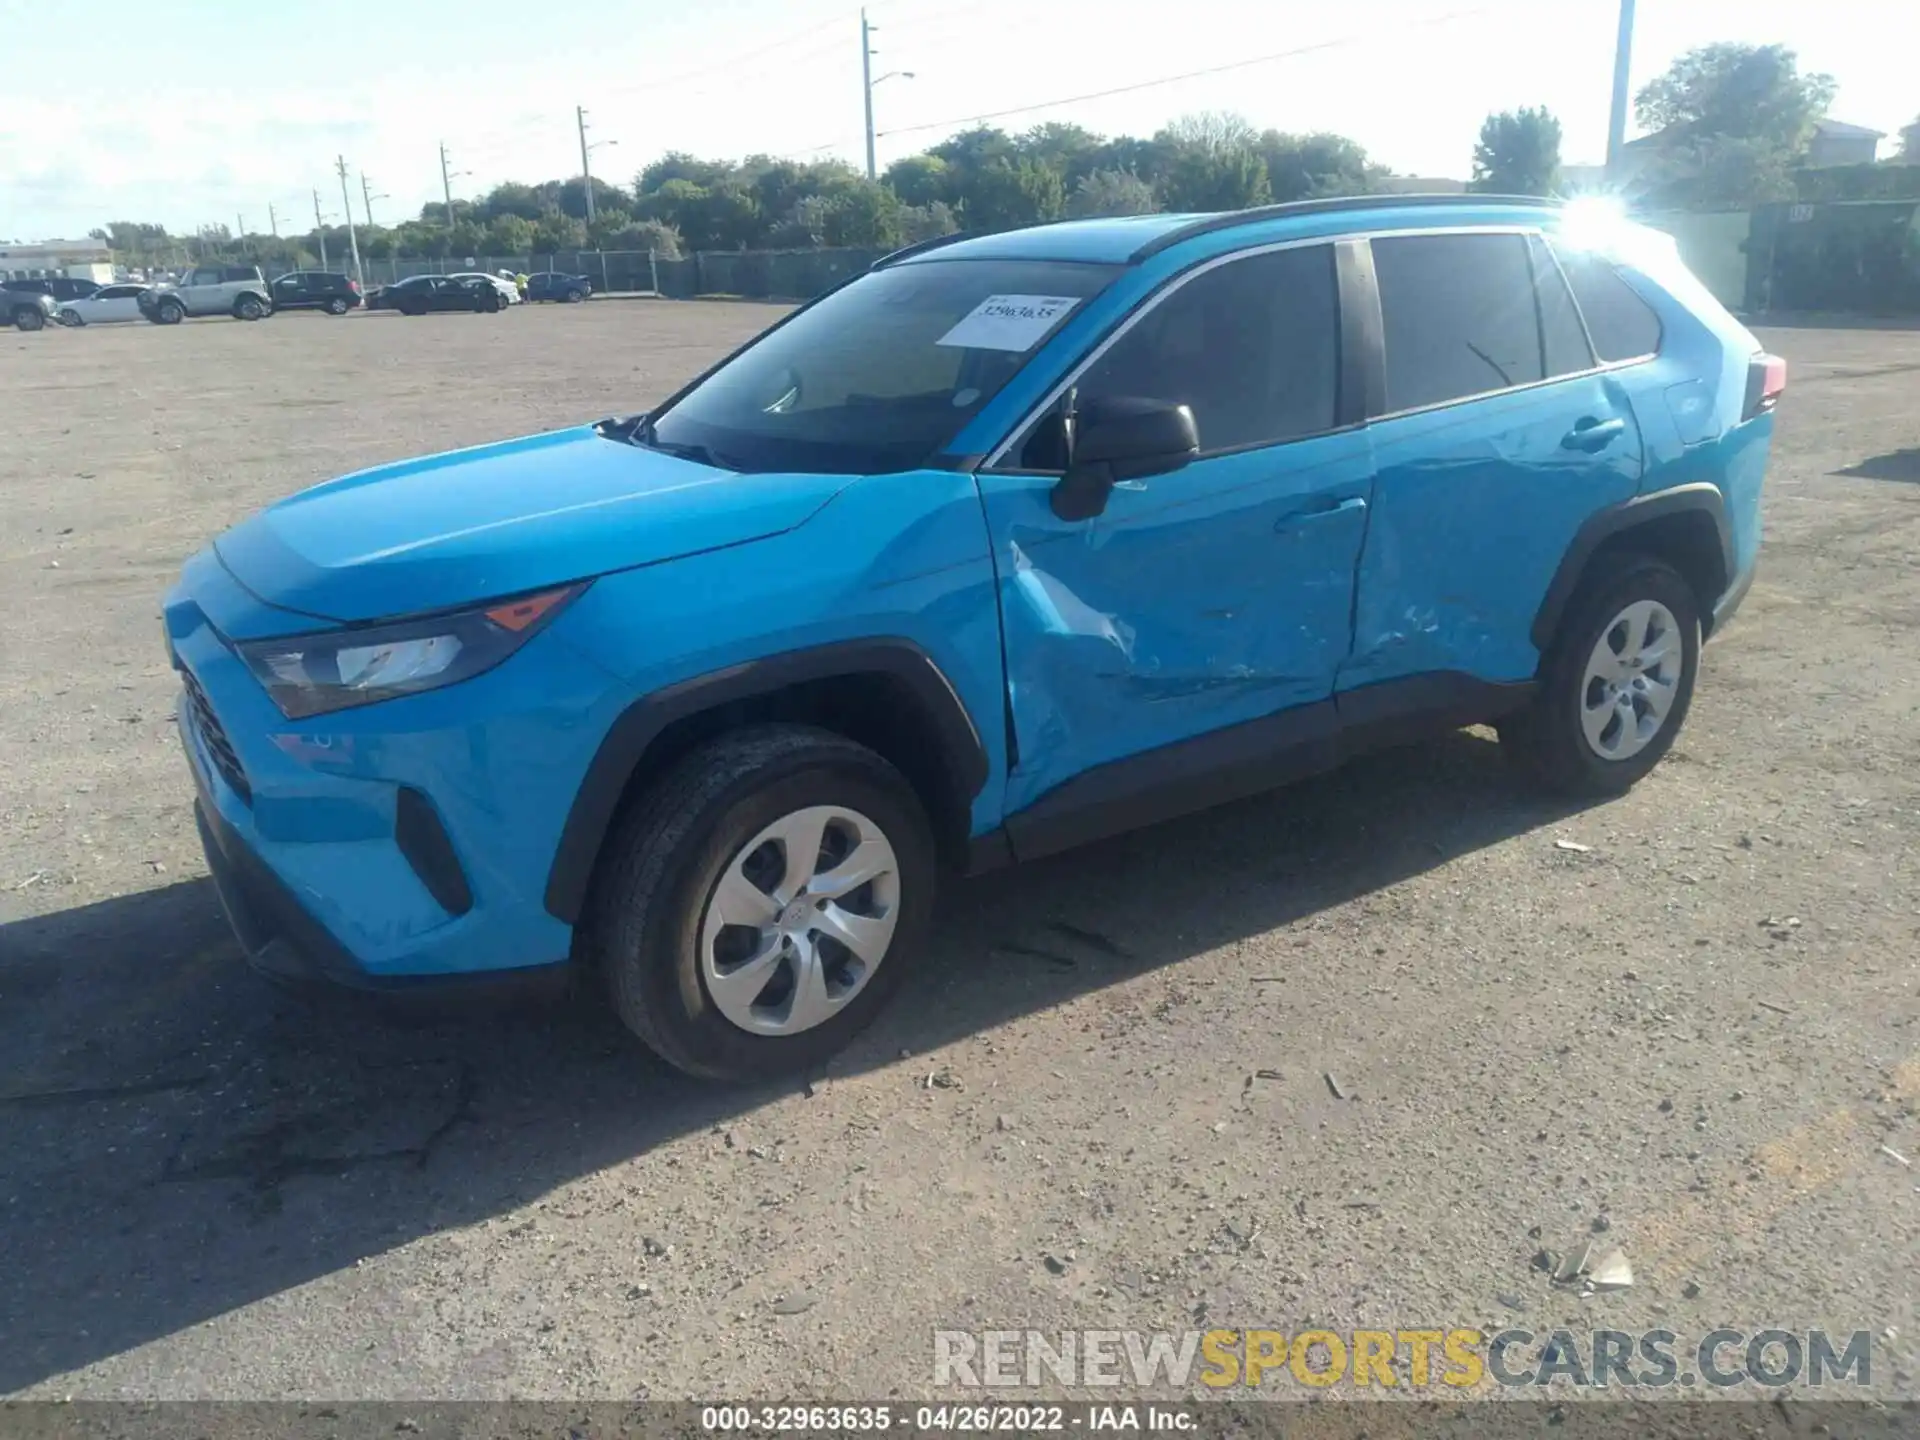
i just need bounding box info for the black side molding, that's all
[1000,671,1535,865]
[544,639,989,925]
[1531,484,1735,651]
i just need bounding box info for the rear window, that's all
[1551,241,1663,362]
[1372,232,1545,411]
[648,258,1121,474]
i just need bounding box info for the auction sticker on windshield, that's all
[937,295,1081,352]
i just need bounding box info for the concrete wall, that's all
[1641,210,1752,311]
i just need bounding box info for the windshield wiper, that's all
[599,411,738,469]
[592,412,647,443]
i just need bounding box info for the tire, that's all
[234,294,266,321]
[1500,555,1701,797]
[14,306,45,332]
[56,308,82,327]
[565,287,585,303]
[587,725,936,1081]
[325,296,349,315]
[155,298,185,325]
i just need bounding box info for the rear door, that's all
[1341,229,1643,695]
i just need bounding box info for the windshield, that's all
[646,258,1121,474]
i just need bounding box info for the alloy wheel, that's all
[1580,599,1682,761]
[699,804,901,1037]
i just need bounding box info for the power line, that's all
[876,3,1508,141]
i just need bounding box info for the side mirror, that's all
[1050,397,1199,521]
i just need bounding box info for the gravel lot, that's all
[1,303,1916,1403]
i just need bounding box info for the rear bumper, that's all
[1710,561,1755,637]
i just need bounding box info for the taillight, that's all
[1743,352,1786,420]
[348,279,361,293]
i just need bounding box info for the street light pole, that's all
[1606,0,1637,178]
[336,155,365,289]
[861,9,877,180]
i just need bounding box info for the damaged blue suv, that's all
[164,196,1781,1079]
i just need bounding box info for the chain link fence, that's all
[340,246,890,300]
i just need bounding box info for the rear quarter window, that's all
[1551,242,1663,362]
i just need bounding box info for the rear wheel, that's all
[325,296,349,315]
[588,726,935,1081]
[234,294,266,320]
[1500,556,1701,796]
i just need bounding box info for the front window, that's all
[646,258,1121,475]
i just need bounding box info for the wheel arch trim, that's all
[543,638,989,925]
[1531,483,1734,652]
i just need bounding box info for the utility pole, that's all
[313,190,329,270]
[360,173,384,229]
[577,106,597,223]
[440,142,455,230]
[1606,0,1637,178]
[268,201,280,239]
[861,8,877,181]
[336,155,365,288]
[236,214,246,241]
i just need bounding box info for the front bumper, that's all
[166,569,620,988]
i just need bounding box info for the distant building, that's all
[0,237,114,283]
[1375,176,1468,194]
[1614,117,1886,184]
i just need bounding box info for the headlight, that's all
[236,583,587,719]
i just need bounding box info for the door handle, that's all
[1562,416,1627,451]
[1275,495,1367,532]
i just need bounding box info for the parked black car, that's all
[2,276,101,302]
[1,281,57,331]
[269,270,363,314]
[525,271,591,303]
[366,275,502,316]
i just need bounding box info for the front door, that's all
[976,242,1371,829]
[1342,231,1644,696]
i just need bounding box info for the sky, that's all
[0,0,1911,242]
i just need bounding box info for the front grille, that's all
[182,669,251,804]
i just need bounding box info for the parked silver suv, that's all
[139,264,273,323]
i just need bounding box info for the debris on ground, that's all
[1880,1144,1911,1167]
[1554,1241,1593,1285]
[924,1066,960,1091]
[1554,839,1592,853]
[1043,1254,1069,1275]
[1324,1072,1347,1100]
[1588,1249,1634,1291]
[1497,1292,1526,1310]
[1756,1000,1792,1016]
[770,1292,817,1315]
[1255,1068,1283,1081]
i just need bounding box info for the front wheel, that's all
[14,307,46,331]
[155,298,185,325]
[1500,556,1701,797]
[588,726,935,1081]
[56,308,82,327]
[564,288,585,303]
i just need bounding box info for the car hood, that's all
[213,425,852,624]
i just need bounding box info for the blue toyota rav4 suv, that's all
[164,196,1781,1080]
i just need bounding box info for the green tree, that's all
[822,179,902,247]
[1158,146,1271,212]
[1257,131,1384,201]
[1471,107,1563,195]
[1067,169,1159,218]
[895,201,959,243]
[884,153,950,207]
[483,183,546,220]
[486,213,535,255]
[637,152,737,195]
[959,159,1066,231]
[1636,43,1835,156]
[1015,122,1104,185]
[530,213,588,252]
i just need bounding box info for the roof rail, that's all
[870,231,977,269]
[1129,192,1564,261]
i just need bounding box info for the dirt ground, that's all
[1,303,1916,1403]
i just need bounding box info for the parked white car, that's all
[451,272,520,305]
[56,283,151,326]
